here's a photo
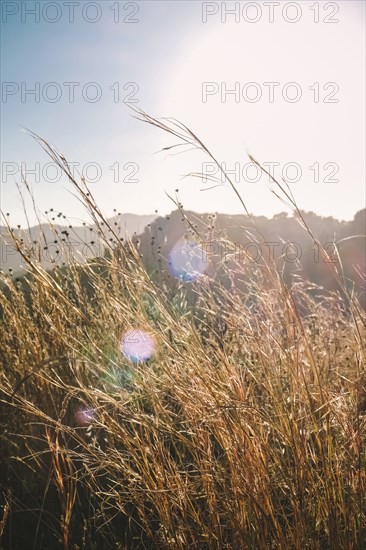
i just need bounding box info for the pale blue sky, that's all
[1,1,365,225]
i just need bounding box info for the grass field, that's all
[1,112,365,549]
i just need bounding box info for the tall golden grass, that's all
[0,111,365,549]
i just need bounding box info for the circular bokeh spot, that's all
[168,238,207,282]
[121,329,155,363]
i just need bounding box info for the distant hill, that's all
[137,208,366,305]
[0,213,157,275]
[1,209,365,306]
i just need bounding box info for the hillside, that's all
[0,213,157,275]
[2,208,365,306]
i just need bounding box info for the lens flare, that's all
[168,238,207,282]
[75,407,94,426]
[121,329,155,363]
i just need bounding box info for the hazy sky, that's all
[1,0,365,225]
